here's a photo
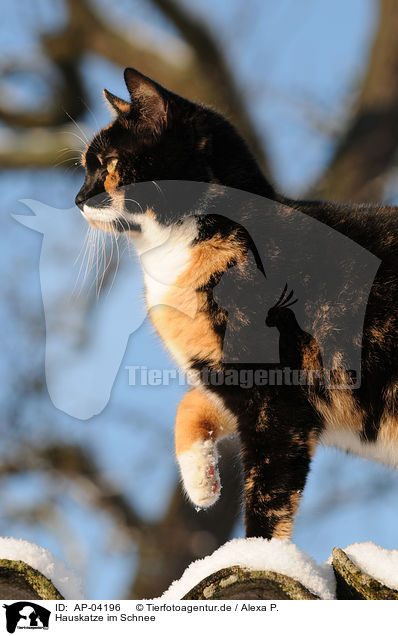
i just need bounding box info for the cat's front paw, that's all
[178,439,221,508]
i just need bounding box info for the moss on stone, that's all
[0,559,64,600]
[183,565,319,600]
[332,548,398,600]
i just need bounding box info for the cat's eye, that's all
[106,157,118,174]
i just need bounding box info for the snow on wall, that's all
[343,542,398,591]
[2,535,395,600]
[161,537,336,600]
[0,537,83,599]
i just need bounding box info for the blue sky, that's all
[1,0,398,599]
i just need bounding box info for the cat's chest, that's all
[129,215,217,369]
[130,214,198,309]
[130,213,241,371]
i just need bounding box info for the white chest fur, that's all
[129,214,198,309]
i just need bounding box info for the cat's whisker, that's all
[84,228,97,275]
[56,147,80,157]
[53,156,82,168]
[55,152,82,163]
[102,223,117,296]
[73,225,90,269]
[79,98,101,132]
[73,226,92,281]
[63,130,89,149]
[96,229,106,297]
[63,110,90,144]
[152,180,165,198]
[107,225,121,297]
[102,224,114,285]
[108,206,131,232]
[73,226,97,298]
[95,228,101,296]
[86,229,99,297]
[83,227,98,291]
[116,206,134,223]
[123,198,144,214]
[100,228,110,294]
[71,227,91,298]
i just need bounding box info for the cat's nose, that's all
[75,189,86,210]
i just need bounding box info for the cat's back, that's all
[285,197,398,263]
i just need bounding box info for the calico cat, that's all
[75,68,398,539]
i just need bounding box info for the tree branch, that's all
[149,0,270,171]
[312,0,398,202]
[0,0,271,174]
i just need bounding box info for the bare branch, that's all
[0,0,271,174]
[148,0,270,171]
[0,127,83,168]
[312,0,398,202]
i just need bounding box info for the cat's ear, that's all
[103,89,131,116]
[124,67,167,134]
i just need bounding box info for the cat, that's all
[75,67,398,539]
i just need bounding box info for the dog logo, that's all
[3,602,50,633]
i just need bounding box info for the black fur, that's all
[77,68,398,538]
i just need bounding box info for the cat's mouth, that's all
[82,204,141,232]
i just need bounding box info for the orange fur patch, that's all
[378,383,398,443]
[269,490,302,539]
[314,390,364,433]
[104,170,120,192]
[175,388,234,455]
[150,233,246,368]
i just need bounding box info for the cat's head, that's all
[75,68,273,232]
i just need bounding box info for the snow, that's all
[0,537,83,599]
[2,535,396,601]
[161,537,336,600]
[343,542,398,591]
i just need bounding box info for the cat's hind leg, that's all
[175,388,236,508]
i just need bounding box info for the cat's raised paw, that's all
[178,439,221,508]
